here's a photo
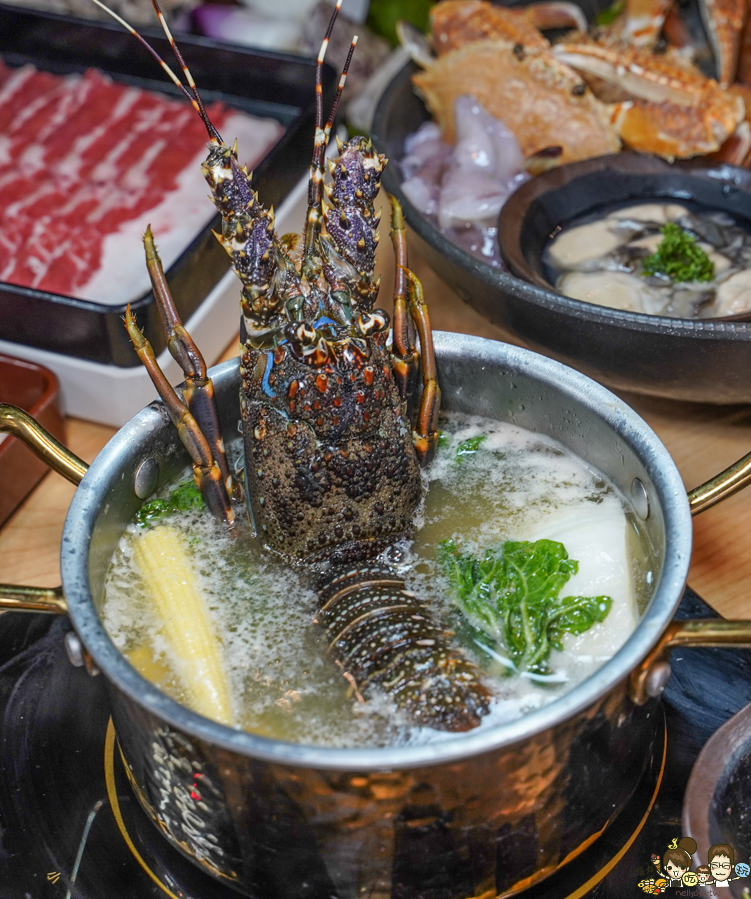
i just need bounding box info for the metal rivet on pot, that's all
[64,631,85,668]
[64,631,101,676]
[134,458,159,499]
[631,478,650,520]
[645,661,671,698]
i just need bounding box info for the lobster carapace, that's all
[111,0,490,732]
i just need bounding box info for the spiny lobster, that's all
[106,0,490,732]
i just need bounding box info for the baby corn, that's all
[133,524,234,725]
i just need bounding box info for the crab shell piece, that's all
[723,82,751,159]
[610,94,743,157]
[429,0,586,55]
[412,39,620,163]
[552,38,745,157]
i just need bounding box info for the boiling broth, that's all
[102,412,654,748]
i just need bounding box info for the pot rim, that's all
[61,332,691,770]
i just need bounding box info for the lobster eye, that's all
[284,323,298,343]
[356,311,390,337]
[297,324,317,346]
[284,322,317,348]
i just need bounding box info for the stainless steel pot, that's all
[3,332,751,899]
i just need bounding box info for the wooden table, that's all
[2,242,751,620]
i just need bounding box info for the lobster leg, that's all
[124,309,235,528]
[143,227,238,501]
[388,196,419,416]
[405,270,441,468]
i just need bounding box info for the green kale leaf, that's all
[136,479,205,528]
[642,222,714,283]
[455,434,487,462]
[438,538,612,676]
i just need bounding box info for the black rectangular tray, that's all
[0,6,335,367]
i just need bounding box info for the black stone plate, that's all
[371,64,751,405]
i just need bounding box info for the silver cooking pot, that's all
[2,332,751,899]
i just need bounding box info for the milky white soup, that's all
[101,412,653,748]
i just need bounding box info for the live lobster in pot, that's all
[101,0,490,732]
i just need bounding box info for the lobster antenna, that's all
[314,0,343,155]
[323,35,357,148]
[88,0,195,105]
[302,0,344,279]
[149,0,223,143]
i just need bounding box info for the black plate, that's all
[372,62,751,405]
[0,6,334,367]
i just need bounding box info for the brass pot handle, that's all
[0,403,88,615]
[630,619,751,704]
[0,403,88,485]
[687,447,751,516]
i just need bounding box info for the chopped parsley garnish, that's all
[137,479,205,527]
[438,538,612,676]
[642,222,714,283]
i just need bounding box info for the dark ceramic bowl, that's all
[501,152,751,307]
[372,61,751,405]
[684,701,751,897]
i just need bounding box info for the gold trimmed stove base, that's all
[103,718,666,899]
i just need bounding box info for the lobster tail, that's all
[317,563,491,732]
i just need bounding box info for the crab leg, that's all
[143,227,237,500]
[524,1,587,32]
[124,308,234,528]
[405,271,441,467]
[618,0,674,49]
[388,196,419,414]
[697,0,746,85]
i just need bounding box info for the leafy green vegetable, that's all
[137,479,205,527]
[367,0,434,47]
[438,538,612,676]
[455,434,487,462]
[642,222,714,283]
[437,431,450,449]
[595,0,624,25]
